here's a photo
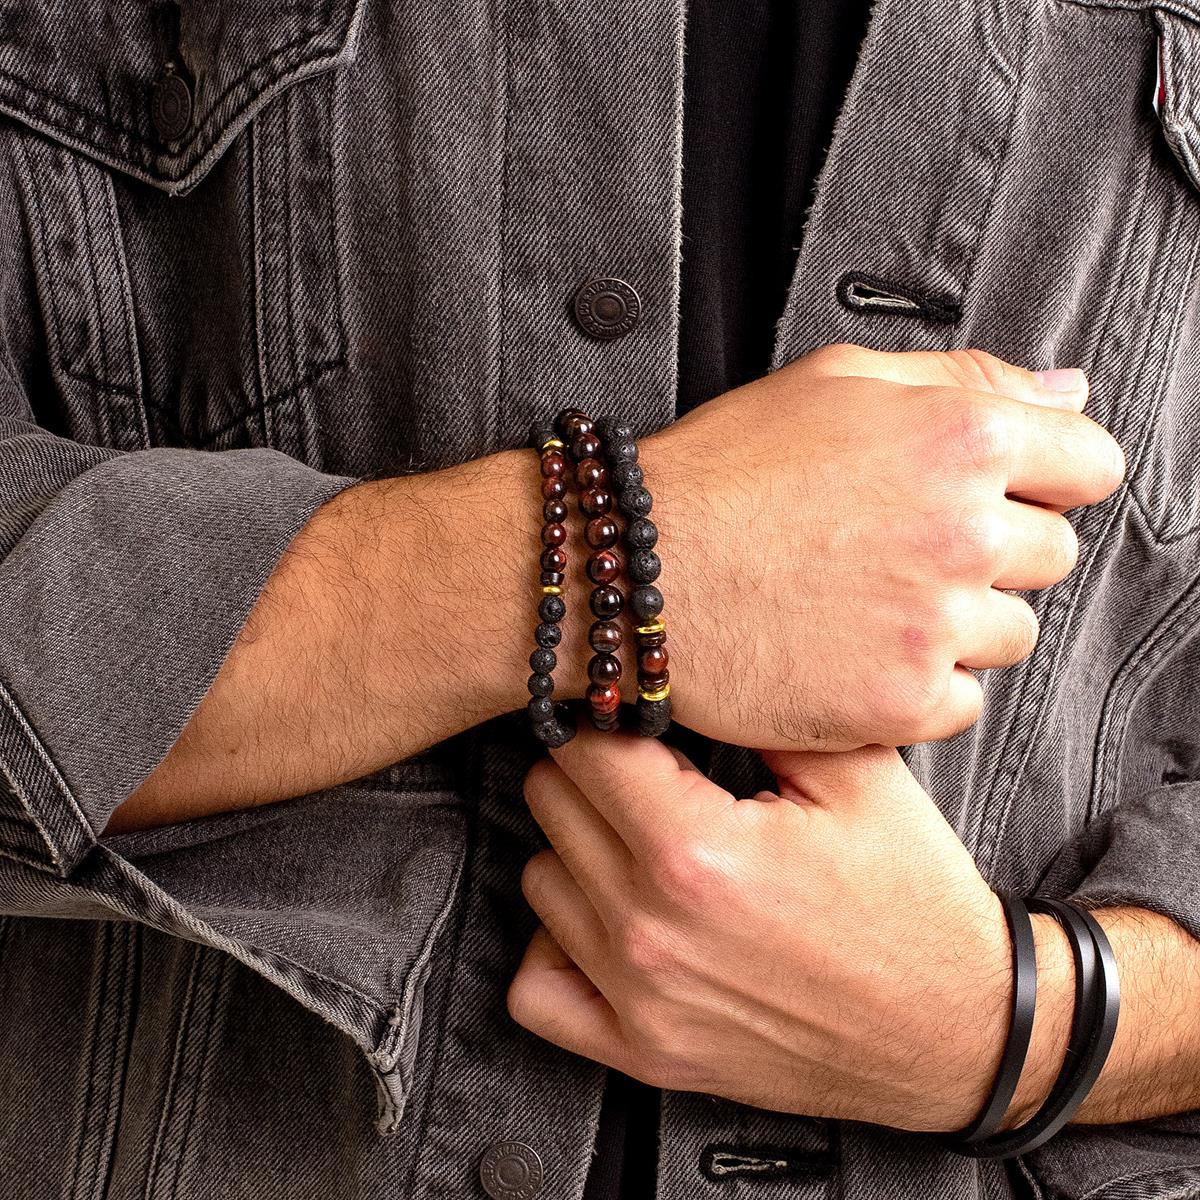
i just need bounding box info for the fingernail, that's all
[1034,368,1088,395]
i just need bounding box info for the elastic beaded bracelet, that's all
[598,417,672,738]
[558,407,624,732]
[526,426,576,748]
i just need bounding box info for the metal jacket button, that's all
[151,66,192,143]
[479,1141,544,1200]
[573,277,641,340]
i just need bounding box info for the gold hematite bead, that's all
[635,621,666,636]
[541,585,563,596]
[639,681,671,702]
[541,437,565,451]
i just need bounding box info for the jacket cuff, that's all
[1041,781,1200,943]
[0,445,358,876]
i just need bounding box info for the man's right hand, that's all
[643,344,1125,751]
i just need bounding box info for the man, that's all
[0,1,1198,1199]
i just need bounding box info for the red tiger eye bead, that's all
[576,458,607,489]
[585,516,619,549]
[581,488,612,516]
[587,683,621,714]
[559,410,594,440]
[572,432,602,460]
[587,550,621,584]
[541,546,567,572]
[638,646,668,676]
[542,475,567,500]
[542,522,567,546]
[540,451,566,477]
[589,654,622,686]
[589,621,622,653]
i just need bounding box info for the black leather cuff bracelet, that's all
[954,898,1120,1160]
[947,893,1037,1148]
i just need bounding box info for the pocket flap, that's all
[1154,7,1200,188]
[0,0,363,195]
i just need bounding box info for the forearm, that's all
[1004,907,1200,1128]
[108,450,589,833]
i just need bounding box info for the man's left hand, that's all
[509,730,1017,1133]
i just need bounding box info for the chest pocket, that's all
[0,0,361,458]
[1049,0,1200,549]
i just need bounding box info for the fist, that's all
[641,346,1125,750]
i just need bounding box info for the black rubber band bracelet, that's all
[958,898,1118,1159]
[948,894,1038,1147]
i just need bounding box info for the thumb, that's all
[811,345,1089,412]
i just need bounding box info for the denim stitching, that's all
[968,134,1185,871]
[978,190,1196,871]
[165,954,230,1200]
[144,943,206,1200]
[0,12,338,158]
[1078,1163,1200,1200]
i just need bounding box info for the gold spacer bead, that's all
[638,682,671,703]
[635,621,666,636]
[541,585,563,596]
[540,437,565,451]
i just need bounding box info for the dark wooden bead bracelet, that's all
[526,426,576,747]
[558,407,625,732]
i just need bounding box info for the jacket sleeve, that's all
[0,385,359,877]
[1041,780,1200,943]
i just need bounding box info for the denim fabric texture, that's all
[0,0,1198,1197]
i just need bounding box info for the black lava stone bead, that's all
[528,672,555,698]
[596,418,634,444]
[620,486,653,517]
[533,718,576,748]
[609,461,644,492]
[535,622,562,648]
[628,549,661,583]
[607,438,639,465]
[630,584,664,621]
[625,517,658,550]
[530,647,557,673]
[531,424,557,449]
[590,585,624,620]
[539,594,567,623]
[636,695,672,737]
[528,696,555,723]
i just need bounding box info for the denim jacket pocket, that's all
[1052,0,1200,547]
[0,0,361,456]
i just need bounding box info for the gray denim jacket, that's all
[1,0,1199,1197]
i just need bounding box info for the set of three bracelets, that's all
[948,894,1120,1158]
[526,409,671,747]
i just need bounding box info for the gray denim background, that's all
[0,0,1198,1196]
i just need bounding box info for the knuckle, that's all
[652,837,728,906]
[871,660,949,740]
[806,341,869,376]
[506,970,538,1029]
[927,507,1006,576]
[946,402,1011,474]
[1049,515,1080,577]
[1008,600,1041,660]
[939,348,1008,391]
[615,914,676,977]
[519,850,554,905]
